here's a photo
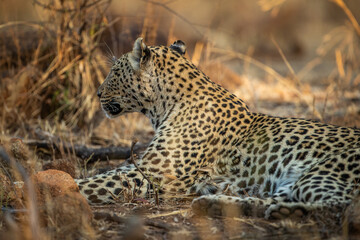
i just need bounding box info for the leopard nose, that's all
[97,90,102,98]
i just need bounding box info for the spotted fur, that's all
[76,38,360,219]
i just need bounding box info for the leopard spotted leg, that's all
[266,153,360,219]
[76,154,212,204]
[75,164,153,204]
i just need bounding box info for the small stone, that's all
[32,169,79,204]
[43,192,94,238]
[51,192,93,222]
[31,170,93,231]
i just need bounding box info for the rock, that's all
[31,169,94,234]
[2,168,94,237]
[32,169,79,203]
[47,192,94,227]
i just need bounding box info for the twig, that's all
[271,35,300,85]
[210,47,324,120]
[129,140,159,205]
[0,21,45,31]
[33,0,108,13]
[143,0,204,38]
[129,140,151,184]
[147,209,188,219]
[330,0,360,37]
[211,47,286,82]
[24,139,147,162]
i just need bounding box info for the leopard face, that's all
[97,51,151,118]
[97,38,189,123]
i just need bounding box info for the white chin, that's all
[101,105,117,119]
[104,112,114,119]
[104,111,119,119]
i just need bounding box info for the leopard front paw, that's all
[265,204,306,219]
[191,196,224,217]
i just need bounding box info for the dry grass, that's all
[0,0,360,239]
[1,0,114,134]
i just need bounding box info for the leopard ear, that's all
[170,40,186,55]
[129,37,150,71]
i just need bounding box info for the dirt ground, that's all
[88,196,360,240]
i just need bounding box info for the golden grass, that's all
[0,0,111,134]
[331,0,360,37]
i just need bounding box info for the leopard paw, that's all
[191,196,224,217]
[265,203,307,220]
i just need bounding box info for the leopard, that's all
[75,37,360,220]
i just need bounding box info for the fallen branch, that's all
[24,139,148,163]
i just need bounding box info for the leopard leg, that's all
[75,164,153,204]
[76,159,206,204]
[267,153,360,219]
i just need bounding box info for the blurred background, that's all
[0,1,360,239]
[1,0,359,139]
[0,0,359,153]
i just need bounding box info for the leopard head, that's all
[97,38,186,119]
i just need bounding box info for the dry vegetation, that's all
[0,0,360,239]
